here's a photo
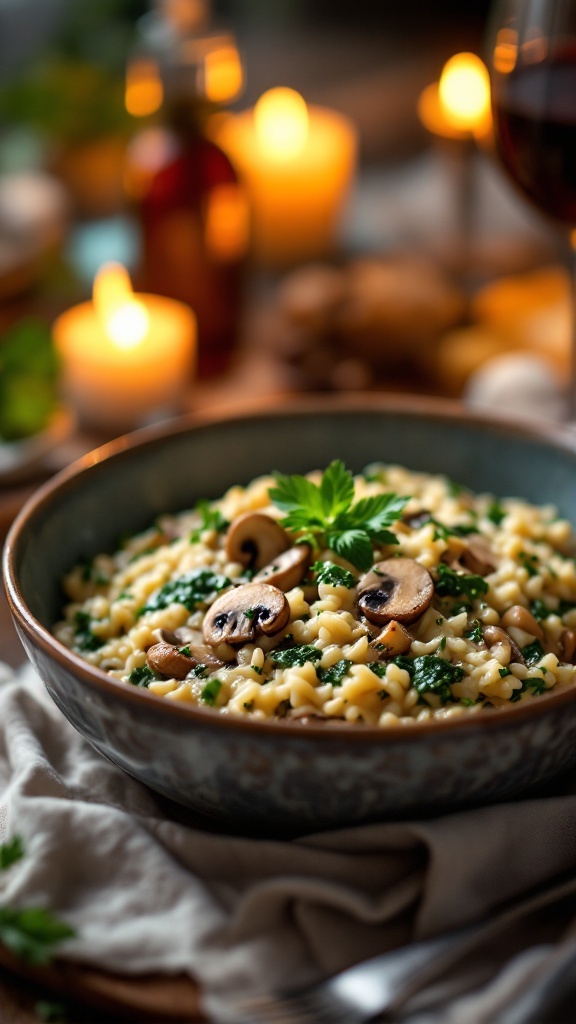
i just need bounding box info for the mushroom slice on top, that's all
[225,512,289,570]
[357,558,434,625]
[203,582,290,646]
[459,537,498,576]
[146,641,226,679]
[253,544,311,591]
[371,619,413,658]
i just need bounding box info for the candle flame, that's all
[439,53,491,132]
[125,58,164,118]
[93,263,149,350]
[254,87,309,161]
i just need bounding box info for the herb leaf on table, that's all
[0,837,75,964]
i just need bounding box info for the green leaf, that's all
[319,460,355,519]
[510,676,547,701]
[128,665,159,688]
[317,659,351,685]
[393,654,464,704]
[312,560,356,588]
[434,564,489,601]
[464,620,483,644]
[487,500,506,526]
[0,836,25,871]
[329,530,374,573]
[139,569,231,616]
[200,678,222,706]
[522,640,545,666]
[269,472,325,519]
[343,493,408,536]
[270,645,322,668]
[189,500,229,543]
[0,906,75,965]
[73,611,104,652]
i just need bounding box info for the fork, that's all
[230,921,486,1024]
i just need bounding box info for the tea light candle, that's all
[53,263,196,432]
[418,53,492,140]
[214,88,357,267]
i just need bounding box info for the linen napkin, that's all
[2,660,576,1023]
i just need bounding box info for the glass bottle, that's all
[125,3,248,377]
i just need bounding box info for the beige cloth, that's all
[2,661,576,1022]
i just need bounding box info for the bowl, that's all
[5,397,576,832]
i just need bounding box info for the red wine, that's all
[492,52,576,224]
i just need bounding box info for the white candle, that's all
[53,263,196,432]
[214,88,357,267]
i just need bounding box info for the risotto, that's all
[54,461,576,726]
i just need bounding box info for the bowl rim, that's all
[6,393,576,743]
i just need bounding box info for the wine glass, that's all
[488,0,576,417]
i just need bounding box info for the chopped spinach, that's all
[486,500,506,526]
[128,665,159,687]
[73,611,104,652]
[392,655,464,704]
[201,678,222,705]
[499,667,512,678]
[317,659,352,685]
[464,619,483,644]
[509,676,548,701]
[138,569,231,616]
[369,662,388,679]
[312,560,356,588]
[429,517,478,542]
[270,644,322,668]
[522,640,545,666]
[519,551,539,578]
[434,564,489,601]
[530,598,551,622]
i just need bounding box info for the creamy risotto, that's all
[54,461,576,725]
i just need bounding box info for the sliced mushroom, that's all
[146,640,226,678]
[153,626,202,646]
[371,620,413,658]
[203,582,290,646]
[460,538,498,576]
[482,625,524,665]
[357,558,434,625]
[225,512,289,570]
[253,544,311,591]
[561,629,576,663]
[500,605,544,640]
[146,643,197,680]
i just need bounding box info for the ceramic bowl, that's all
[5,397,576,832]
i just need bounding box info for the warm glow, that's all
[205,44,243,103]
[93,263,149,350]
[205,183,249,261]
[254,88,309,161]
[125,59,163,118]
[439,53,491,132]
[493,28,518,74]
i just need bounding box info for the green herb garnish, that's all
[317,659,352,685]
[200,678,222,706]
[270,644,322,668]
[530,598,551,622]
[312,560,356,588]
[510,677,548,702]
[190,500,229,543]
[519,551,539,578]
[434,564,489,602]
[393,655,465,704]
[486,500,506,526]
[464,619,483,644]
[269,460,408,572]
[499,667,512,678]
[72,611,104,652]
[138,569,231,616]
[0,836,24,870]
[128,665,159,687]
[522,640,545,666]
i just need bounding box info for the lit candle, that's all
[214,87,357,267]
[418,53,492,140]
[53,263,196,432]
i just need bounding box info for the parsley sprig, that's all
[269,461,408,572]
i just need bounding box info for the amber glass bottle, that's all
[126,12,247,377]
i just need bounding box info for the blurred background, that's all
[0,0,570,486]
